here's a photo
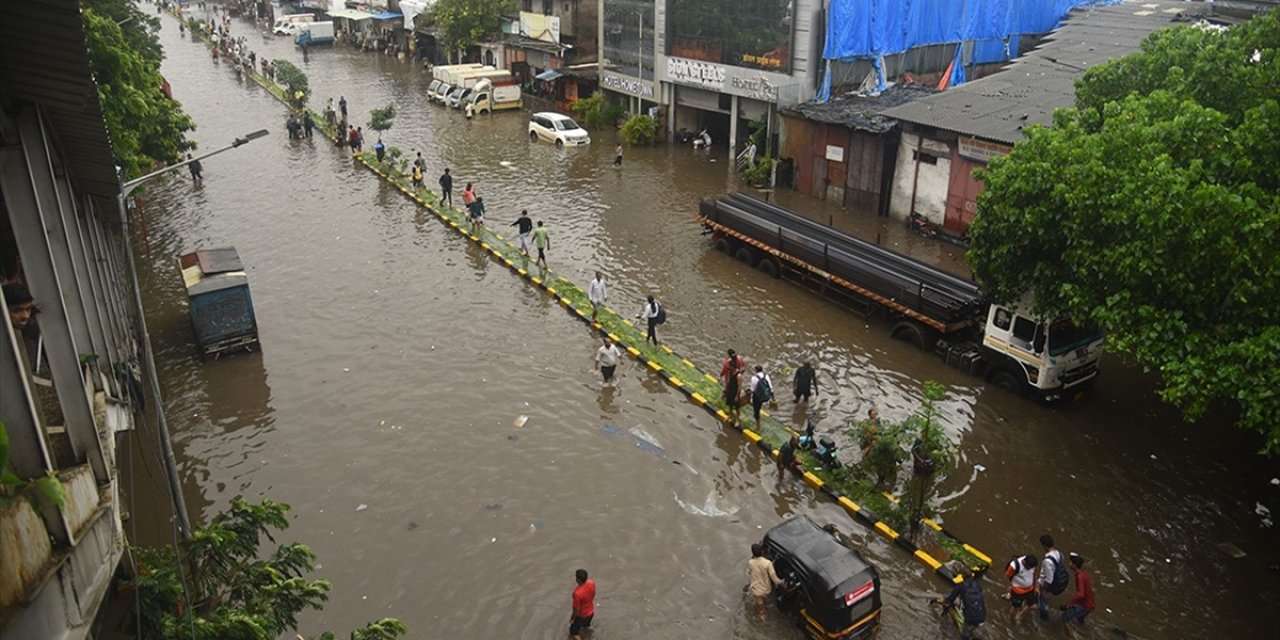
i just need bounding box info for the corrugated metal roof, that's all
[882,0,1212,144]
[783,84,939,133]
[1,0,121,205]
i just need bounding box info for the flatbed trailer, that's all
[698,194,1104,400]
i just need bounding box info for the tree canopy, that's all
[430,0,514,54]
[127,498,406,640]
[83,0,195,179]
[968,13,1280,450]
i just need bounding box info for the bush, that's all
[619,114,658,146]
[571,94,625,129]
[741,155,775,186]
[272,60,309,106]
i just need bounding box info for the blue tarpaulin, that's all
[823,0,1112,62]
[371,11,402,20]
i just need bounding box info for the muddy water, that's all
[126,11,1278,639]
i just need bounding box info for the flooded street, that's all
[127,13,1278,639]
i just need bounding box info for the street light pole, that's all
[117,128,269,540]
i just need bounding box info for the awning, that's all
[372,11,402,20]
[327,8,373,21]
[535,69,563,81]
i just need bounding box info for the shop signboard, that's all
[601,71,656,99]
[958,136,1012,163]
[665,56,783,102]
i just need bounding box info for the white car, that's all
[528,112,590,148]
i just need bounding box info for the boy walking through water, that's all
[1037,534,1069,620]
[569,569,595,640]
[438,168,453,207]
[1060,554,1095,638]
[747,543,782,622]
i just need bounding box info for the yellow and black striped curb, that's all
[180,15,990,583]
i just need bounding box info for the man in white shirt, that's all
[748,366,773,426]
[587,272,607,322]
[636,295,660,346]
[594,336,623,383]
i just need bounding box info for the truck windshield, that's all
[1047,318,1102,356]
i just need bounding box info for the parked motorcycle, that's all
[691,129,712,150]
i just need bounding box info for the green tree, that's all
[967,13,1280,450]
[368,104,397,139]
[126,498,406,640]
[431,0,515,55]
[272,60,310,107]
[83,2,195,179]
[619,114,658,145]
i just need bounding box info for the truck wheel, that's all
[990,370,1021,391]
[734,247,757,266]
[757,257,779,277]
[529,131,538,142]
[891,321,938,351]
[712,238,731,254]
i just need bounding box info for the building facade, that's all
[1,1,145,637]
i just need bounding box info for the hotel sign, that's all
[601,71,655,99]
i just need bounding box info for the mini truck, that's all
[763,516,882,640]
[461,77,522,114]
[295,21,335,46]
[178,247,259,358]
[698,193,1104,400]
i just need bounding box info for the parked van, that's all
[272,13,314,35]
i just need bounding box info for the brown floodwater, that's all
[124,10,1278,640]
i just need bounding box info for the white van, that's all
[272,14,314,35]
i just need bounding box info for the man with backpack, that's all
[636,295,663,346]
[1037,533,1069,620]
[748,366,774,427]
[935,561,986,640]
[1003,553,1038,622]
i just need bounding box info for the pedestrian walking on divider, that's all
[374,139,385,162]
[468,196,486,230]
[187,154,203,185]
[438,168,453,206]
[748,366,774,426]
[347,125,358,152]
[587,271,607,322]
[511,210,533,255]
[595,335,622,384]
[569,569,596,640]
[302,111,315,138]
[532,220,551,268]
[338,95,348,120]
[413,151,426,173]
[462,182,477,210]
[721,349,747,426]
[411,164,424,189]
[355,127,364,152]
[793,359,819,403]
[636,295,662,346]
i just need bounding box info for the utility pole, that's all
[117,129,269,539]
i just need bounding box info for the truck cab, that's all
[980,305,1104,401]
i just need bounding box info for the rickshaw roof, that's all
[764,516,876,598]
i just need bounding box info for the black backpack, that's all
[752,375,774,404]
[654,302,666,324]
[1047,552,1069,595]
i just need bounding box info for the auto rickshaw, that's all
[762,516,882,639]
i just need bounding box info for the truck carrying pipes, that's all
[698,193,1104,401]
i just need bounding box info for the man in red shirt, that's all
[570,568,596,639]
[1059,553,1095,638]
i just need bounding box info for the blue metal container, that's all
[178,247,259,357]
